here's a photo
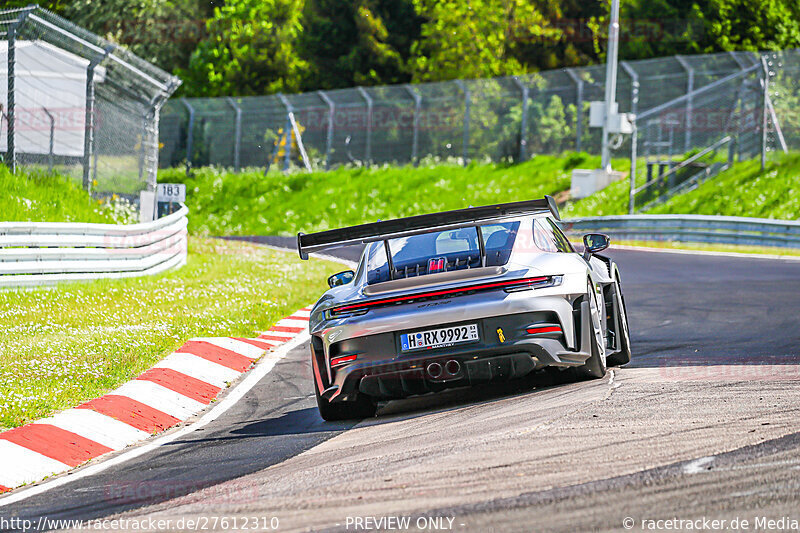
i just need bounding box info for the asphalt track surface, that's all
[3,243,800,532]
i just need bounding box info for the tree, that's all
[409,0,561,82]
[615,0,800,60]
[178,0,308,97]
[690,0,800,53]
[62,0,212,80]
[299,0,422,90]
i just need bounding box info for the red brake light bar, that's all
[331,354,358,366]
[526,325,562,335]
[330,276,550,316]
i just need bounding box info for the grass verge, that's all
[610,240,800,258]
[564,152,800,219]
[1,166,136,224]
[0,237,341,431]
[160,153,628,235]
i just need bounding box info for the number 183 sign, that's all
[156,183,186,203]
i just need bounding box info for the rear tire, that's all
[606,267,632,367]
[314,372,377,421]
[574,280,607,380]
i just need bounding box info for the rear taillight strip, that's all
[526,325,562,335]
[331,276,550,315]
[331,354,358,366]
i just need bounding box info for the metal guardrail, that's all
[0,206,188,288]
[561,215,800,249]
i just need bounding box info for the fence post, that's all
[277,94,293,172]
[7,23,16,172]
[675,55,694,152]
[620,61,639,214]
[225,97,242,172]
[455,80,470,166]
[356,87,373,165]
[565,69,584,152]
[83,46,113,191]
[760,55,770,170]
[42,107,54,170]
[317,91,334,170]
[404,85,422,166]
[6,8,33,173]
[511,76,529,161]
[180,98,195,176]
[628,124,638,214]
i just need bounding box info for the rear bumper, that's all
[320,308,592,402]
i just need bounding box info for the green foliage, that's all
[690,0,800,53]
[178,0,308,97]
[62,0,212,85]
[564,152,800,219]
[299,0,421,90]
[11,0,800,97]
[408,0,560,81]
[0,166,130,224]
[158,154,627,236]
[529,96,574,154]
[616,0,800,60]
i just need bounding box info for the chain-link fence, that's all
[160,50,786,173]
[1,5,180,197]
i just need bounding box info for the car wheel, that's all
[606,267,632,367]
[313,371,377,421]
[574,280,607,379]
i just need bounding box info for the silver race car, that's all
[297,197,631,420]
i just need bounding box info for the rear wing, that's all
[297,196,560,260]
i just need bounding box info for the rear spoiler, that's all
[297,196,560,260]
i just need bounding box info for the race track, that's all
[3,247,800,532]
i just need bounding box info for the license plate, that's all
[401,324,479,352]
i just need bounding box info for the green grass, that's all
[0,237,341,430]
[159,153,628,236]
[613,240,800,257]
[565,152,800,219]
[1,166,135,224]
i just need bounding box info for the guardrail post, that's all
[356,87,373,166]
[565,69,584,152]
[317,91,334,170]
[675,56,694,152]
[455,80,470,166]
[404,85,422,166]
[42,107,55,170]
[511,76,529,161]
[225,97,242,172]
[180,98,195,176]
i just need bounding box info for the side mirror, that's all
[327,270,355,288]
[582,233,610,260]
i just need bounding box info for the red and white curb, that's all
[0,307,312,494]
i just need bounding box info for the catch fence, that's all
[0,5,180,199]
[160,50,795,174]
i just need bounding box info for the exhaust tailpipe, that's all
[426,362,443,379]
[445,360,461,376]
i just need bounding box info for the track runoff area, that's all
[3,245,800,532]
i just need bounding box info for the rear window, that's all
[366,222,520,284]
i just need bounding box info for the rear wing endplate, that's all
[297,196,560,260]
